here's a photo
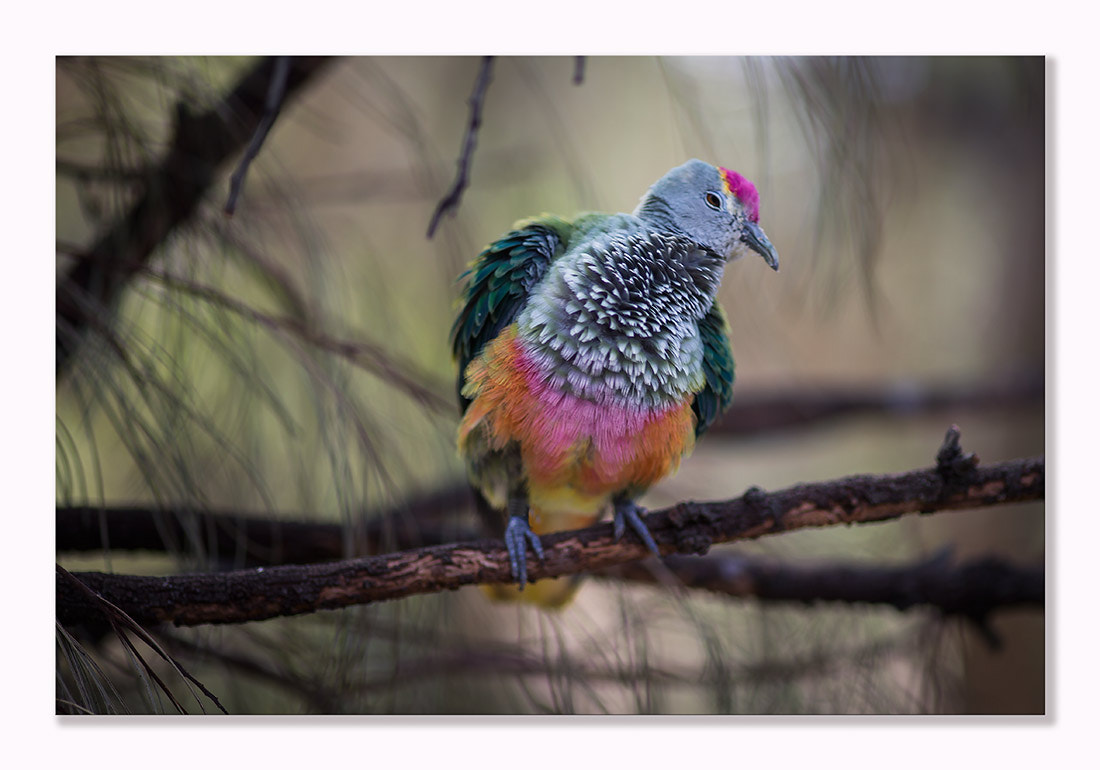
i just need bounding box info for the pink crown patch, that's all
[719,167,760,223]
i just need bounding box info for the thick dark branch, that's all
[57,485,477,564]
[598,550,1042,647]
[57,56,335,376]
[57,444,1043,629]
[711,373,1043,437]
[426,56,494,237]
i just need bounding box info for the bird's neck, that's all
[633,194,679,233]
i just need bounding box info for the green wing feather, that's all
[451,215,572,410]
[692,302,735,438]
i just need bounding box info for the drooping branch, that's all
[224,56,292,215]
[56,566,227,714]
[425,56,494,237]
[56,431,1043,629]
[53,251,457,413]
[573,57,586,86]
[56,56,335,376]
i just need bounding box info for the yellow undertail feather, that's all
[480,576,584,608]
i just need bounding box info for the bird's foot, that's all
[504,514,545,590]
[612,499,661,556]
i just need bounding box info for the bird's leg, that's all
[503,494,544,590]
[611,497,661,556]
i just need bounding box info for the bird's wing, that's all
[451,216,571,410]
[691,302,736,438]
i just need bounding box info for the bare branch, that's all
[54,250,456,413]
[57,438,1043,628]
[426,56,494,238]
[225,56,292,215]
[140,266,456,414]
[56,484,477,564]
[56,566,227,713]
[711,373,1043,437]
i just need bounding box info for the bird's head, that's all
[634,159,779,271]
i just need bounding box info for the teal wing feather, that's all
[451,216,571,411]
[692,302,735,438]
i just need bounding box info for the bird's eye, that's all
[704,192,723,210]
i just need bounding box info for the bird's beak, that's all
[741,221,779,271]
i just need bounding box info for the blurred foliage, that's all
[55,56,1043,715]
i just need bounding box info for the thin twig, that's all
[56,566,227,713]
[225,56,292,215]
[426,56,494,238]
[159,631,337,711]
[142,265,456,413]
[56,249,456,414]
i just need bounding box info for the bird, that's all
[452,159,779,606]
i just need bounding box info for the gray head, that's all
[633,159,779,270]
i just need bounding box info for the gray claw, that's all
[504,515,544,590]
[613,500,661,556]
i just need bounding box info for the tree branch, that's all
[597,549,1042,648]
[425,56,494,237]
[224,56,292,215]
[56,430,1043,629]
[56,484,477,565]
[710,373,1043,437]
[57,56,335,376]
